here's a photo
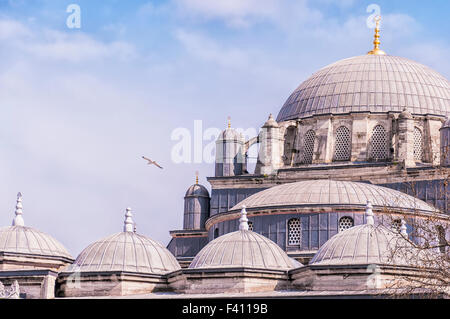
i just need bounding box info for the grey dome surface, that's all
[189,230,299,270]
[310,223,411,266]
[185,184,210,198]
[217,128,243,141]
[0,226,72,259]
[70,231,180,274]
[230,180,436,213]
[443,118,450,128]
[277,55,450,122]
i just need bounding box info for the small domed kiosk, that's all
[0,193,73,299]
[58,208,180,297]
[177,207,301,294]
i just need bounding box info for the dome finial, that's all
[12,192,24,226]
[367,15,386,56]
[195,170,199,184]
[227,116,231,129]
[400,219,408,236]
[124,207,134,232]
[365,200,374,225]
[239,205,249,231]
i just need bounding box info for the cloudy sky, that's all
[0,0,449,256]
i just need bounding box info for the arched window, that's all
[214,228,219,239]
[288,218,301,246]
[414,127,423,162]
[436,225,447,254]
[334,126,352,161]
[248,221,254,231]
[370,125,388,161]
[302,130,315,164]
[283,126,297,166]
[339,217,354,232]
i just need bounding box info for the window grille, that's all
[370,125,388,160]
[339,217,354,232]
[392,219,402,233]
[288,218,301,246]
[414,127,423,162]
[302,130,315,164]
[334,126,352,161]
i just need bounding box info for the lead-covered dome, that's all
[185,183,210,198]
[310,202,415,266]
[277,55,450,122]
[0,193,72,260]
[230,180,436,214]
[69,209,180,274]
[0,226,72,259]
[190,208,300,270]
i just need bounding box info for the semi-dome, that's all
[310,202,414,266]
[0,193,72,260]
[277,55,450,122]
[189,207,300,270]
[230,180,436,214]
[69,209,180,274]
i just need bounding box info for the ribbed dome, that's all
[189,230,299,270]
[70,231,180,274]
[185,184,210,198]
[230,180,436,213]
[310,223,411,266]
[0,226,72,259]
[277,55,450,122]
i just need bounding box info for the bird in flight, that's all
[142,156,163,169]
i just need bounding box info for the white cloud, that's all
[0,18,31,39]
[174,0,323,29]
[175,29,249,68]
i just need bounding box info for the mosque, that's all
[0,19,449,299]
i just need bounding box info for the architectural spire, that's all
[239,205,249,231]
[400,219,408,236]
[367,15,386,56]
[227,116,231,129]
[124,207,134,232]
[365,201,374,225]
[12,192,24,227]
[195,170,199,185]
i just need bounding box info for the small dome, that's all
[69,208,180,274]
[277,55,450,122]
[190,208,300,270]
[230,180,436,214]
[311,203,414,266]
[0,193,72,260]
[185,184,210,198]
[310,224,409,266]
[0,226,72,260]
[70,232,180,274]
[218,127,243,141]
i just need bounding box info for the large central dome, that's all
[277,55,450,122]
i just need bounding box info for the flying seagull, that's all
[142,156,163,169]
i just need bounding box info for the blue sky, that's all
[0,0,449,256]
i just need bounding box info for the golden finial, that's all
[195,170,199,184]
[227,116,231,129]
[367,15,386,56]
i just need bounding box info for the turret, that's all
[215,117,245,177]
[255,114,283,175]
[183,173,210,230]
